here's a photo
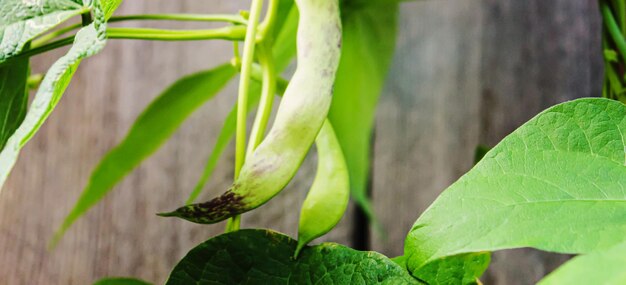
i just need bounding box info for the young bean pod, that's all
[158,0,342,224]
[295,120,349,257]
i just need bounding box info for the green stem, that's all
[226,0,265,233]
[6,36,76,63]
[110,13,247,24]
[33,13,247,47]
[601,1,626,63]
[246,44,276,156]
[259,0,279,42]
[107,26,246,41]
[2,26,247,67]
[611,0,626,34]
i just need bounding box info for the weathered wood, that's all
[0,1,353,284]
[372,0,484,259]
[372,0,602,284]
[478,1,601,283]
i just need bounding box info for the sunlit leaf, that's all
[102,0,123,19]
[405,98,626,274]
[0,0,88,63]
[0,1,107,192]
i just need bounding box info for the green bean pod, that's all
[158,0,342,224]
[295,120,349,257]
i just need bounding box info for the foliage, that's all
[0,0,623,284]
[167,229,416,285]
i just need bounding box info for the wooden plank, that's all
[372,0,484,259]
[478,1,601,283]
[0,1,353,284]
[372,0,602,284]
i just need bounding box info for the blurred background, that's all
[0,0,601,284]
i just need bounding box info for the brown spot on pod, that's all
[157,190,246,224]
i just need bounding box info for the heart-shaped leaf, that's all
[405,98,626,274]
[167,229,417,285]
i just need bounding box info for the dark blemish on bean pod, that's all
[157,190,246,224]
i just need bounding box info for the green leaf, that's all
[412,253,490,285]
[93,277,153,285]
[102,0,123,19]
[167,229,418,285]
[405,98,626,272]
[54,64,236,243]
[328,2,398,219]
[0,2,107,192]
[538,241,626,285]
[0,0,88,62]
[0,58,29,151]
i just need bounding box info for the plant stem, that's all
[601,1,626,63]
[259,0,279,42]
[2,26,247,67]
[110,13,247,24]
[245,45,276,158]
[9,36,76,62]
[226,0,265,233]
[33,13,247,47]
[107,26,247,41]
[611,0,626,34]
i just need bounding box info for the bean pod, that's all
[159,0,342,224]
[295,120,349,257]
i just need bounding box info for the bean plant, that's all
[1,0,625,284]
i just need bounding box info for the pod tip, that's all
[156,210,178,217]
[293,240,307,259]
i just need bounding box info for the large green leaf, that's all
[538,241,626,285]
[328,2,398,219]
[405,98,626,272]
[411,253,490,285]
[0,0,88,63]
[93,277,152,285]
[167,229,417,285]
[54,64,236,243]
[0,1,107,191]
[0,58,29,150]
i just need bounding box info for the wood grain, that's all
[372,0,602,284]
[0,0,603,284]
